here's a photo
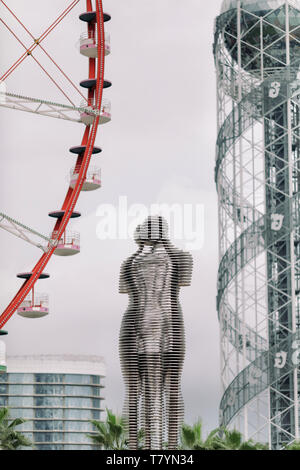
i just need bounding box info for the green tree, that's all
[180,420,268,450]
[285,441,300,450]
[180,419,224,450]
[88,409,128,450]
[217,428,268,450]
[0,407,32,450]
[89,412,269,450]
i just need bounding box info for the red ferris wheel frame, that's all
[0,0,106,330]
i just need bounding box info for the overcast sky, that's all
[0,0,223,435]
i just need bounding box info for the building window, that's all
[2,366,104,450]
[9,374,33,384]
[0,384,7,393]
[35,384,64,395]
[65,385,93,396]
[35,408,63,419]
[36,432,64,443]
[34,420,63,431]
[0,396,8,406]
[65,374,90,384]
[35,396,64,407]
[91,376,100,385]
[35,374,63,383]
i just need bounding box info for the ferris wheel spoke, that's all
[32,55,75,106]
[38,0,81,43]
[1,2,87,103]
[0,91,107,123]
[0,20,70,106]
[1,0,80,83]
[0,212,53,251]
[34,45,88,103]
[1,0,35,39]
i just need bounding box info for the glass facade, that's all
[0,372,104,450]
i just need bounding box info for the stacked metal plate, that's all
[119,216,193,450]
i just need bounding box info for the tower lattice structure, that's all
[214,0,300,449]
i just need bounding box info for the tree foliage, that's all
[88,409,128,450]
[284,441,300,450]
[180,420,268,450]
[0,407,32,450]
[89,411,269,451]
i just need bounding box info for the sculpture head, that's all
[134,216,169,245]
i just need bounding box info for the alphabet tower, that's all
[214,0,300,449]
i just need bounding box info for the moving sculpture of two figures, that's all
[119,216,193,450]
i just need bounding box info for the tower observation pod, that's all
[214,0,300,449]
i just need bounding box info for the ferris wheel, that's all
[0,0,110,333]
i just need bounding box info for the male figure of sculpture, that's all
[119,216,193,450]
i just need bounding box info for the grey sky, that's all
[0,0,223,434]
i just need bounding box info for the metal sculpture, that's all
[119,216,193,450]
[214,0,300,449]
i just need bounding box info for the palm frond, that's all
[0,408,32,450]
